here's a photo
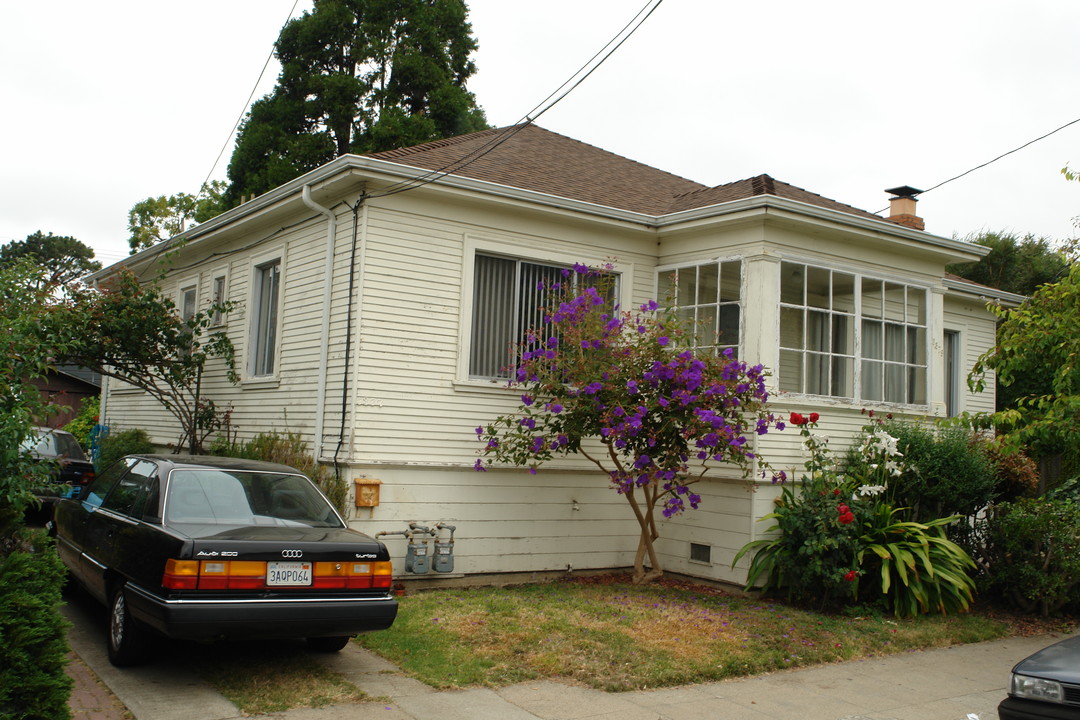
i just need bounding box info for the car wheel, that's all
[107,583,150,667]
[307,636,351,653]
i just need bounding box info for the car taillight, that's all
[162,559,199,589]
[161,559,394,590]
[312,561,394,589]
[79,471,95,486]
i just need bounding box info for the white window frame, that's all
[210,270,229,327]
[944,329,961,417]
[458,237,629,385]
[654,258,744,358]
[177,279,199,324]
[778,260,930,408]
[247,251,283,380]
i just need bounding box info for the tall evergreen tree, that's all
[0,231,101,289]
[226,0,487,205]
[947,230,1068,297]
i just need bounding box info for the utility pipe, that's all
[302,183,337,460]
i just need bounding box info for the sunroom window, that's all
[469,254,616,380]
[779,262,927,405]
[657,260,742,356]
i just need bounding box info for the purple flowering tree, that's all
[475,264,780,583]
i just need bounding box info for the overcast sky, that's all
[3,0,1078,267]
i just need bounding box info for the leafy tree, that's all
[947,230,1068,297]
[475,265,781,584]
[126,180,227,253]
[225,0,487,205]
[0,231,101,289]
[969,238,1079,483]
[59,268,238,455]
[0,259,72,541]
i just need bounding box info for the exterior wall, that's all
[100,182,997,587]
[943,293,999,416]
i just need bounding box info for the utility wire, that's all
[195,0,301,202]
[877,115,1080,212]
[369,0,666,200]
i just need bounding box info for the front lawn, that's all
[355,574,1047,691]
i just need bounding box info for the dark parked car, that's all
[22,426,96,502]
[53,455,397,666]
[999,634,1080,719]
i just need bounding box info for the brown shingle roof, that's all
[366,124,886,223]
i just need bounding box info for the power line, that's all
[877,115,1080,212]
[195,0,301,202]
[369,0,666,200]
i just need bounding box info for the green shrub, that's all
[983,497,1080,616]
[738,416,977,617]
[61,395,99,450]
[860,421,997,522]
[96,428,154,473]
[0,533,72,720]
[211,431,349,517]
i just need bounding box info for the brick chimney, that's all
[884,185,924,230]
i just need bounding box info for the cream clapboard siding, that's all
[944,293,998,416]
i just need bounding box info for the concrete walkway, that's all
[63,595,1075,720]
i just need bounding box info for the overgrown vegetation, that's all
[737,415,978,617]
[211,430,349,516]
[356,576,1010,691]
[62,395,100,451]
[95,429,155,473]
[0,533,72,719]
[981,498,1080,616]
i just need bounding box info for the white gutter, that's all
[302,183,337,460]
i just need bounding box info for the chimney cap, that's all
[885,185,924,199]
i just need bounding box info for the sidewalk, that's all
[64,595,1074,720]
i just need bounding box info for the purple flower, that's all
[658,336,670,346]
[473,459,487,472]
[520,417,536,430]
[521,395,535,406]
[475,426,484,436]
[547,403,563,413]
[546,337,559,348]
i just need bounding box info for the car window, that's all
[102,459,158,518]
[82,458,136,509]
[165,470,343,528]
[52,433,88,461]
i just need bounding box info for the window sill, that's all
[241,377,280,390]
[452,378,515,395]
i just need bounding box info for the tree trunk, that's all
[624,488,663,583]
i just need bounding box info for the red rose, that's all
[837,504,849,514]
[839,512,855,525]
[833,488,841,496]
[809,412,820,423]
[790,412,806,426]
[844,570,857,582]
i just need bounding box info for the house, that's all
[31,364,100,428]
[95,124,1018,586]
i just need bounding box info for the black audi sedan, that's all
[53,455,397,666]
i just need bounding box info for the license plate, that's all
[266,561,312,586]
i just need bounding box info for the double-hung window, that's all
[657,260,742,356]
[179,285,197,324]
[469,254,615,381]
[251,259,281,377]
[779,261,927,405]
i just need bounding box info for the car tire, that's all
[306,636,351,653]
[107,583,150,667]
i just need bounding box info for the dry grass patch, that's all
[357,574,1025,691]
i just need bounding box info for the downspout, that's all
[302,184,336,461]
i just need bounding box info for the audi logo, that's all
[281,550,303,558]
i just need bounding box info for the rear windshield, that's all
[21,431,88,461]
[164,470,344,529]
